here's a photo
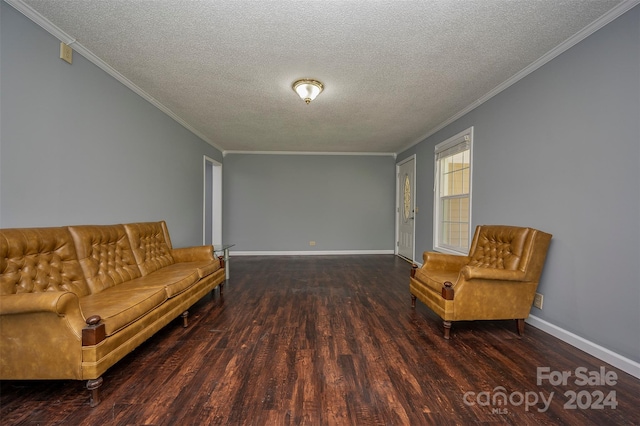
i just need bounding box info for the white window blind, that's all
[435,135,470,160]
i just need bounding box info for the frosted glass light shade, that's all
[292,79,324,104]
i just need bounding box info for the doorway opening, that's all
[203,156,222,245]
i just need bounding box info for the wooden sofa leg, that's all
[443,321,452,339]
[516,319,525,336]
[219,282,224,296]
[181,311,189,328]
[411,294,416,308]
[87,377,103,407]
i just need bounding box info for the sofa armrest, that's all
[171,245,214,262]
[0,291,87,340]
[461,266,527,282]
[422,252,470,272]
[0,291,80,316]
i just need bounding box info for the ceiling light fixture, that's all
[292,79,324,104]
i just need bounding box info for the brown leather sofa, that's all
[410,225,552,339]
[0,221,225,406]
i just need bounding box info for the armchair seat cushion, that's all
[414,269,458,293]
[80,287,167,336]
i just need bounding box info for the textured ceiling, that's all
[14,0,629,153]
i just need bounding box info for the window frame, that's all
[433,127,473,255]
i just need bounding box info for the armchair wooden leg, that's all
[219,282,224,296]
[87,377,103,407]
[410,294,416,308]
[443,321,452,339]
[181,311,189,328]
[516,319,525,336]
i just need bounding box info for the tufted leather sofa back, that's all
[468,225,533,271]
[124,221,174,276]
[0,227,90,296]
[69,224,142,294]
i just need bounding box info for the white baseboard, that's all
[231,250,395,256]
[526,315,640,379]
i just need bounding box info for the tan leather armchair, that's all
[410,225,552,339]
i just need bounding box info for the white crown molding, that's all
[8,0,638,158]
[4,0,73,43]
[399,0,640,154]
[223,150,396,157]
[232,250,394,256]
[5,0,225,153]
[527,315,640,379]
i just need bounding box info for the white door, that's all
[396,156,416,261]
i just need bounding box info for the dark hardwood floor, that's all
[1,255,639,425]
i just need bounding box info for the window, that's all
[434,127,473,254]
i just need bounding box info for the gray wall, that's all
[398,6,639,363]
[3,0,638,365]
[223,154,396,252]
[0,2,223,247]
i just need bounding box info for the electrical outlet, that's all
[533,293,544,309]
[60,42,73,64]
[309,241,316,246]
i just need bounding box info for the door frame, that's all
[395,154,416,261]
[203,156,222,245]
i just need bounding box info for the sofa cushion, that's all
[0,227,90,297]
[124,222,175,276]
[125,266,200,298]
[69,225,142,294]
[79,286,167,336]
[188,259,221,279]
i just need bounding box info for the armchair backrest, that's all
[468,225,552,281]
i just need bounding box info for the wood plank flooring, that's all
[1,255,639,425]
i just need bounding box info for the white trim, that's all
[223,150,396,157]
[5,0,224,153]
[4,0,72,43]
[9,0,638,157]
[527,315,640,379]
[232,250,394,256]
[398,0,640,154]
